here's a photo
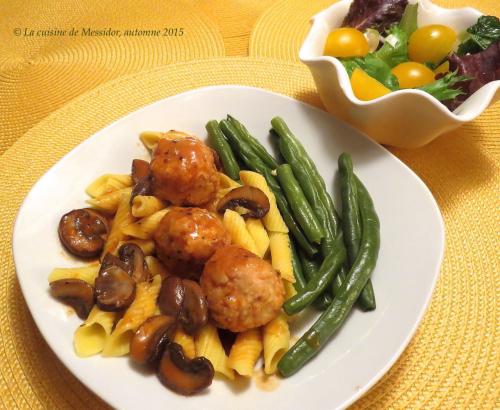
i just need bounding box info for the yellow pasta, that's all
[145,256,168,278]
[117,239,155,256]
[173,328,196,359]
[102,191,134,256]
[131,195,165,218]
[195,324,234,380]
[102,275,162,356]
[263,313,290,375]
[140,130,192,152]
[227,329,263,377]
[246,218,270,258]
[239,171,288,233]
[86,174,132,198]
[269,232,295,283]
[122,208,169,240]
[87,187,132,213]
[223,209,259,255]
[74,306,117,357]
[283,279,297,299]
[218,172,241,189]
[48,262,100,285]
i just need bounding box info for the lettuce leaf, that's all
[341,0,408,33]
[375,25,408,67]
[457,16,500,55]
[418,71,469,101]
[398,3,418,37]
[341,54,400,90]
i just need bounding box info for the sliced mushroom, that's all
[130,315,176,365]
[209,148,222,171]
[131,159,152,200]
[157,342,214,395]
[58,209,109,258]
[158,276,184,317]
[217,185,270,219]
[118,243,150,282]
[50,279,94,319]
[179,280,208,335]
[95,256,136,311]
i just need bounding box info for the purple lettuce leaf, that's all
[341,0,408,33]
[446,42,500,110]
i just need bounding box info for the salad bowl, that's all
[300,0,500,148]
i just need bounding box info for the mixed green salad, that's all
[323,0,500,110]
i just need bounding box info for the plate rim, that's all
[12,84,445,409]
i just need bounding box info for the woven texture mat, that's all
[1,57,498,409]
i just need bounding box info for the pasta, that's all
[87,187,132,213]
[245,218,270,258]
[239,171,288,233]
[218,172,241,189]
[145,256,169,278]
[102,275,162,356]
[262,313,290,375]
[227,329,263,377]
[223,209,259,255]
[195,324,234,380]
[131,195,165,218]
[73,306,117,357]
[102,191,134,256]
[86,174,132,198]
[48,262,100,285]
[140,130,192,152]
[173,328,196,359]
[121,208,169,240]
[283,279,297,299]
[269,232,295,283]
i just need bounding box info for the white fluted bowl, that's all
[300,0,500,148]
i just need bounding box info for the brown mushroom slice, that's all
[50,279,94,319]
[217,185,270,219]
[158,342,214,395]
[130,315,176,365]
[95,262,136,311]
[210,148,222,171]
[131,159,152,200]
[58,209,109,258]
[179,280,208,335]
[158,276,185,318]
[118,243,150,282]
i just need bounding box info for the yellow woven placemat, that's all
[0,0,225,156]
[1,57,498,409]
[250,0,500,61]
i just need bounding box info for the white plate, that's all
[13,86,444,410]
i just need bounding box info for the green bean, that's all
[278,177,380,377]
[339,153,376,311]
[227,115,278,170]
[283,245,346,315]
[205,120,240,180]
[219,119,317,257]
[276,164,324,244]
[299,249,333,310]
[290,239,307,291]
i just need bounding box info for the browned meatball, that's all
[154,207,230,279]
[151,137,219,206]
[200,245,285,332]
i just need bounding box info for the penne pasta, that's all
[173,328,196,359]
[195,324,234,380]
[86,174,132,198]
[227,329,263,377]
[48,262,100,285]
[239,171,288,233]
[218,172,241,189]
[263,313,290,375]
[87,187,132,214]
[223,209,259,255]
[145,256,169,278]
[102,275,162,356]
[74,306,117,357]
[283,279,297,299]
[131,195,165,218]
[245,218,270,258]
[269,232,295,283]
[121,208,169,240]
[102,191,134,256]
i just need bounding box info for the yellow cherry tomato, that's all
[408,25,456,65]
[350,68,391,101]
[391,62,435,88]
[434,60,450,75]
[324,28,369,58]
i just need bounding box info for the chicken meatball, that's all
[151,136,219,206]
[200,245,285,332]
[154,207,230,279]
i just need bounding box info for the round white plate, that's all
[13,86,444,410]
